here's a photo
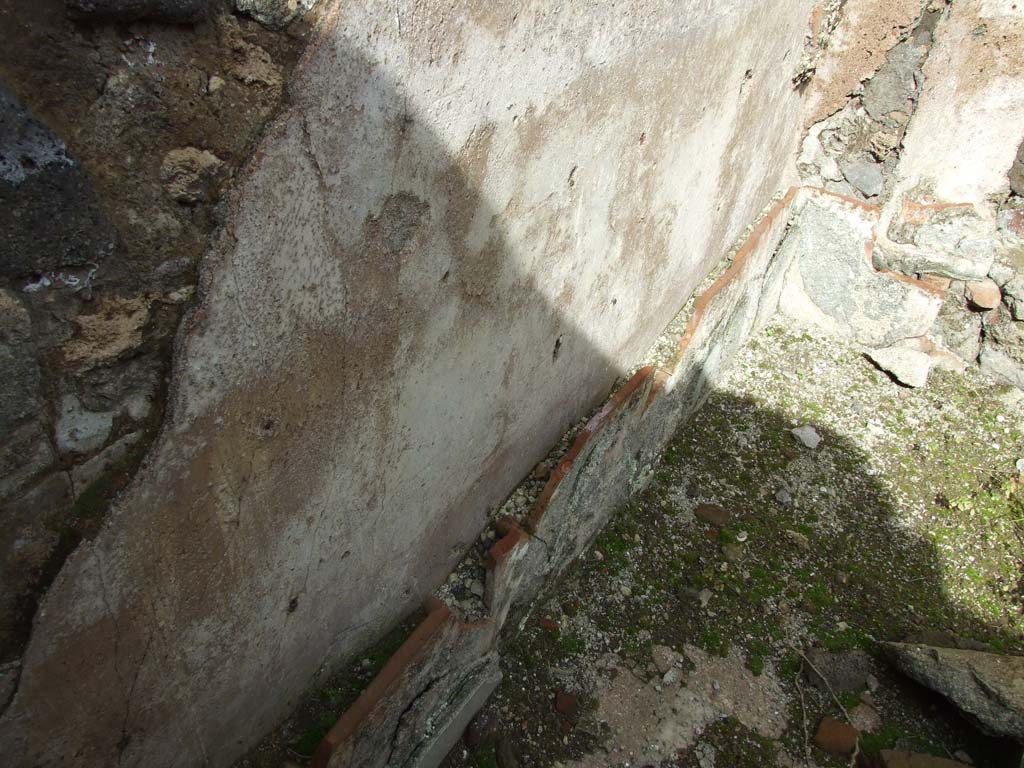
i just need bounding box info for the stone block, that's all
[886,201,995,281]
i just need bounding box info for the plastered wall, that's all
[0,1,818,765]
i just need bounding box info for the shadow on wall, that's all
[0,13,704,768]
[443,378,1024,768]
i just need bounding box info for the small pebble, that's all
[791,425,822,449]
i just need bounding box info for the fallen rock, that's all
[902,629,992,653]
[881,642,1024,740]
[235,0,302,29]
[965,279,1001,310]
[814,715,859,754]
[866,344,934,387]
[803,648,873,694]
[849,702,882,733]
[791,425,821,449]
[840,157,885,198]
[160,148,225,204]
[554,690,578,721]
[651,645,679,676]
[879,750,971,768]
[694,503,730,527]
[66,0,208,23]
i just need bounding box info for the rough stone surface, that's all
[882,642,1024,740]
[800,0,924,126]
[879,0,1024,206]
[867,344,934,387]
[930,286,982,362]
[0,290,42,436]
[160,147,225,204]
[849,702,881,733]
[886,202,996,281]
[65,0,208,23]
[965,279,1001,310]
[55,395,114,456]
[980,307,1024,389]
[70,432,141,496]
[840,156,885,198]
[779,197,944,346]
[235,0,301,29]
[791,424,821,449]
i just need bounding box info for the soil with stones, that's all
[443,319,1024,768]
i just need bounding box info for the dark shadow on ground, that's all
[438,357,1024,768]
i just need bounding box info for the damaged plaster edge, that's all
[308,184,816,768]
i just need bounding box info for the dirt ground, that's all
[443,318,1024,768]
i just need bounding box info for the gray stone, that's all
[1003,275,1024,320]
[160,148,226,204]
[849,702,881,733]
[55,395,114,456]
[989,261,1016,287]
[652,645,679,676]
[887,204,996,281]
[0,85,115,281]
[791,425,821,449]
[866,345,934,387]
[979,307,1024,389]
[65,0,208,23]
[840,157,885,198]
[780,199,944,346]
[930,287,982,362]
[882,642,1024,740]
[862,41,927,127]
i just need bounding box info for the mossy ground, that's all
[447,320,1024,767]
